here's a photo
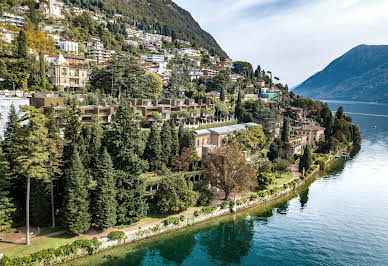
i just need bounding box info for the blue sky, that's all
[174,0,388,87]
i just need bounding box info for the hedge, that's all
[164,216,181,226]
[0,238,101,266]
[201,205,217,215]
[220,202,229,209]
[107,231,125,242]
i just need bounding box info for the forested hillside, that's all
[294,45,388,103]
[62,0,226,55]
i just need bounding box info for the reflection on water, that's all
[68,102,388,266]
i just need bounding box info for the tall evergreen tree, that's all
[144,123,164,171]
[336,106,344,120]
[94,148,117,230]
[16,30,28,58]
[62,103,84,164]
[220,87,225,102]
[299,145,313,172]
[16,106,49,245]
[178,126,194,153]
[281,118,290,143]
[39,49,47,91]
[63,150,91,235]
[268,142,279,162]
[45,107,62,228]
[170,121,179,159]
[116,170,148,225]
[160,122,172,165]
[105,101,147,174]
[235,90,243,120]
[0,148,15,232]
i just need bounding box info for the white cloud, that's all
[174,0,388,86]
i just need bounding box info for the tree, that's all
[254,65,261,77]
[160,122,172,165]
[144,124,164,171]
[45,107,62,228]
[203,145,257,200]
[273,158,290,178]
[116,171,148,225]
[220,87,225,102]
[336,106,344,120]
[16,30,28,58]
[225,126,266,152]
[257,173,274,190]
[171,147,193,172]
[299,146,313,172]
[16,106,49,245]
[170,121,180,159]
[268,142,279,161]
[105,101,148,174]
[63,150,91,235]
[94,148,117,230]
[39,49,47,91]
[235,90,243,120]
[154,176,199,214]
[281,118,290,143]
[144,72,163,98]
[178,126,194,153]
[0,148,15,232]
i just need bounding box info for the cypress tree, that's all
[220,87,225,102]
[235,90,243,120]
[299,145,313,172]
[281,118,290,143]
[39,49,47,91]
[160,122,172,165]
[16,30,28,58]
[0,148,15,232]
[268,142,279,162]
[170,121,179,158]
[63,150,91,235]
[336,106,344,120]
[178,126,194,153]
[144,123,164,171]
[94,148,117,230]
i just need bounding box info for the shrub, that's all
[201,205,217,215]
[250,194,259,200]
[179,215,186,222]
[196,185,214,206]
[164,216,181,226]
[193,210,201,217]
[257,191,270,197]
[229,201,235,208]
[236,200,244,206]
[107,231,125,242]
[152,225,161,232]
[220,201,229,209]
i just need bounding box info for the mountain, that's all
[294,45,388,103]
[63,0,226,56]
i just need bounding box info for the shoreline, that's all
[0,147,350,265]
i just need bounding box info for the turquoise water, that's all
[69,102,388,266]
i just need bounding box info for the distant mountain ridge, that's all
[63,0,226,56]
[294,45,388,103]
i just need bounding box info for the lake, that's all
[68,101,388,266]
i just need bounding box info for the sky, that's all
[174,0,388,87]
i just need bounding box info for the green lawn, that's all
[267,172,293,190]
[1,233,74,258]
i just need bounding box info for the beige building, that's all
[48,54,88,89]
[292,119,325,147]
[289,135,308,155]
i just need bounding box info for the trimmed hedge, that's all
[220,202,229,209]
[0,238,101,266]
[201,205,217,215]
[164,216,181,226]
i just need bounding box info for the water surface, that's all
[69,102,388,266]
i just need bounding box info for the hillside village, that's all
[0,0,362,262]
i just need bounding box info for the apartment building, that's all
[86,48,112,63]
[60,39,79,54]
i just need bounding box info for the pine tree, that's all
[170,121,179,159]
[63,150,91,235]
[160,122,172,165]
[105,101,147,174]
[45,107,63,228]
[0,148,15,232]
[94,148,117,230]
[144,123,164,171]
[62,103,84,165]
[116,170,148,225]
[16,30,28,58]
[16,106,49,245]
[281,118,290,143]
[299,145,313,172]
[39,49,47,91]
[235,90,243,120]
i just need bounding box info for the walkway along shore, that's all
[0,146,351,265]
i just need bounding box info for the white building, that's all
[189,70,204,81]
[60,39,79,54]
[146,54,165,63]
[86,37,104,50]
[86,48,112,63]
[178,48,201,57]
[0,96,29,139]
